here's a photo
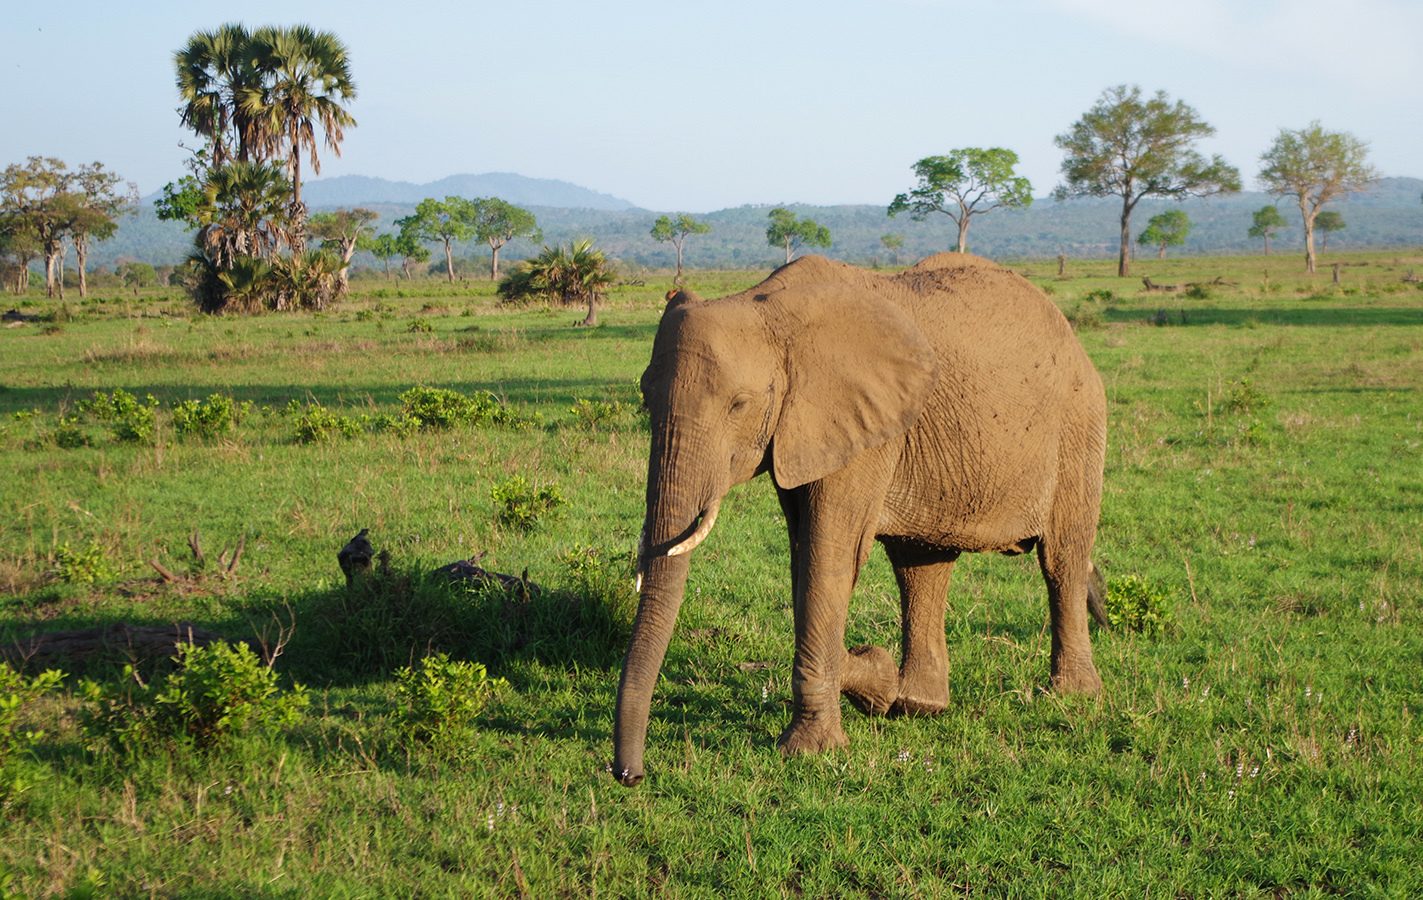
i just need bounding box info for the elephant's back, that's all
[890,254,1086,374]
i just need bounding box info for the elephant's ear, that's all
[770,284,939,489]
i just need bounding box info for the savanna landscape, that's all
[1,249,1421,898]
[3,16,1423,899]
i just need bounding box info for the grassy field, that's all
[1,250,1421,898]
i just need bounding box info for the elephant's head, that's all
[611,261,939,786]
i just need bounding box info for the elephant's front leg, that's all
[776,476,893,755]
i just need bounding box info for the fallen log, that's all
[2,622,239,667]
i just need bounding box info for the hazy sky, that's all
[5,0,1420,212]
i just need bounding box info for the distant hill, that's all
[297,172,639,211]
[102,176,1423,272]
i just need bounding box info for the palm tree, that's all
[497,239,616,326]
[246,25,357,248]
[194,161,293,268]
[174,23,262,167]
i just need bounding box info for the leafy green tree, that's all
[70,162,139,297]
[1314,211,1345,251]
[246,25,357,247]
[0,222,40,294]
[1257,122,1377,274]
[1136,209,1191,259]
[765,207,831,264]
[650,213,712,283]
[309,207,378,295]
[469,198,541,280]
[1054,85,1241,277]
[398,197,477,283]
[880,233,904,265]
[1248,205,1288,255]
[888,149,1032,253]
[0,157,79,297]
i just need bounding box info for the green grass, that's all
[1,253,1421,897]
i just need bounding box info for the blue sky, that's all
[4,0,1420,212]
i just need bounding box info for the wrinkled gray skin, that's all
[612,253,1107,787]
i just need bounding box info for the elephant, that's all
[611,252,1108,787]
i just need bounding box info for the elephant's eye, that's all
[729,393,753,416]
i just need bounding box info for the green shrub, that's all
[400,385,527,429]
[79,389,162,444]
[172,393,251,438]
[1220,379,1270,415]
[79,642,307,753]
[1066,302,1102,330]
[491,476,566,531]
[0,667,64,806]
[1183,283,1213,301]
[570,398,636,429]
[293,403,362,443]
[1104,575,1174,637]
[50,418,90,449]
[53,541,116,584]
[1083,289,1116,304]
[393,653,508,744]
[407,319,434,334]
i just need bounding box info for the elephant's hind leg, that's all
[841,644,898,716]
[883,540,957,716]
[1036,536,1102,695]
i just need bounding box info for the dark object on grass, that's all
[434,551,541,596]
[2,622,240,667]
[337,528,373,586]
[2,309,35,323]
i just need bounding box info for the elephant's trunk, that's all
[614,419,724,786]
[612,550,691,786]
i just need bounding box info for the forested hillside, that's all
[91,176,1423,274]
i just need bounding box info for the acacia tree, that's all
[1315,211,1346,251]
[470,198,541,280]
[309,207,378,295]
[397,197,476,283]
[765,207,831,264]
[1248,206,1288,255]
[650,213,711,284]
[1257,122,1377,275]
[70,163,139,297]
[1136,209,1191,260]
[0,157,78,298]
[888,149,1032,253]
[880,234,904,265]
[1054,85,1240,277]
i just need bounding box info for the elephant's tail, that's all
[1087,561,1109,629]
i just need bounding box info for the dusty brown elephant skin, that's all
[612,253,1107,787]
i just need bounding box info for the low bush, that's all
[79,642,307,753]
[172,393,251,438]
[393,653,508,745]
[491,476,566,531]
[1104,575,1174,637]
[0,667,63,806]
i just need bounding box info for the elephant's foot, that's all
[777,712,850,756]
[891,668,949,717]
[1051,659,1103,695]
[840,644,898,717]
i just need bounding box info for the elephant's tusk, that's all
[634,528,647,592]
[666,501,720,558]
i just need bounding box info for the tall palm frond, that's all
[174,23,261,166]
[245,25,356,244]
